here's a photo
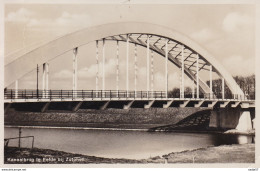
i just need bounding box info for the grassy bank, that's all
[163,144,255,163]
[4,144,254,164]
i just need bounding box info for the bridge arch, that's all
[5,22,243,96]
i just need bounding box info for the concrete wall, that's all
[209,108,254,130]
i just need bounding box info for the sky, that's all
[4,3,256,90]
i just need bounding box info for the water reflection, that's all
[211,134,254,146]
[4,127,254,159]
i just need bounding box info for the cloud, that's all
[55,12,91,27]
[78,58,119,79]
[52,69,72,79]
[190,28,215,43]
[27,12,92,29]
[6,8,92,29]
[222,55,254,76]
[5,8,34,22]
[222,12,254,32]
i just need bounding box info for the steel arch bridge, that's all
[5,22,247,102]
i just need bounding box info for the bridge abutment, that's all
[209,103,254,132]
[236,103,253,131]
[236,111,252,131]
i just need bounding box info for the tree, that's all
[168,88,180,98]
[207,74,255,99]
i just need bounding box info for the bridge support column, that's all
[220,101,230,108]
[73,101,83,112]
[208,101,217,108]
[163,100,173,108]
[73,47,78,98]
[96,41,99,97]
[231,101,240,108]
[45,63,49,98]
[100,101,110,110]
[147,35,150,98]
[144,100,155,109]
[41,102,50,112]
[209,65,213,99]
[165,39,168,98]
[134,43,137,98]
[222,77,225,99]
[209,104,253,132]
[123,100,134,109]
[42,63,46,98]
[102,39,105,98]
[196,54,199,98]
[236,102,252,131]
[194,100,205,107]
[151,50,154,97]
[192,80,195,98]
[116,41,119,97]
[15,80,18,99]
[42,63,49,98]
[181,45,184,98]
[126,35,129,98]
[180,100,190,108]
[209,110,221,128]
[236,110,252,131]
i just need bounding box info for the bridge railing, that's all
[4,89,253,100]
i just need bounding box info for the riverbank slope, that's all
[5,108,211,129]
[4,144,255,164]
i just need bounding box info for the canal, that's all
[4,127,254,159]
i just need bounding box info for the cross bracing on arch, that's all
[4,22,244,99]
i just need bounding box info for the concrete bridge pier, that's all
[209,102,253,132]
[236,111,252,131]
[236,103,252,131]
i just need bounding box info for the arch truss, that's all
[4,22,245,100]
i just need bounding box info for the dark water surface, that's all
[4,127,254,159]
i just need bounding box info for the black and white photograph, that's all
[1,0,259,167]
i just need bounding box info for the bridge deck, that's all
[4,89,254,109]
[4,97,254,103]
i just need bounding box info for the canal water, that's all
[4,127,254,159]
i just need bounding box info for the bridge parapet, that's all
[4,89,253,101]
[4,89,254,110]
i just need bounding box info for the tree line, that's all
[168,74,255,99]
